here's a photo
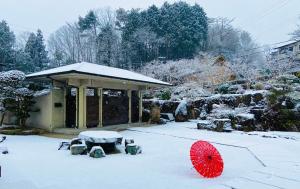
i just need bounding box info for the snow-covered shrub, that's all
[0,70,35,127]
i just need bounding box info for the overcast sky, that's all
[0,0,299,45]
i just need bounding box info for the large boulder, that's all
[160,101,180,114]
[250,107,265,123]
[213,119,233,132]
[252,93,264,104]
[160,113,175,121]
[235,113,256,131]
[188,108,201,119]
[197,120,213,130]
[175,100,188,122]
[150,105,161,124]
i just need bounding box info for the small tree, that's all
[0,70,35,127]
[7,88,35,127]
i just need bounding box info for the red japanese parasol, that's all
[190,140,224,178]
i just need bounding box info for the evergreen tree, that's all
[117,2,208,67]
[25,30,49,71]
[96,24,120,67]
[0,20,15,71]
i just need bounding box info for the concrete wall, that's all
[51,88,65,129]
[26,88,65,131]
[27,93,52,130]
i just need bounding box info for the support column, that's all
[138,90,143,123]
[78,86,86,129]
[98,88,103,127]
[127,90,132,124]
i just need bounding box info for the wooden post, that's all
[78,86,86,129]
[138,90,143,123]
[98,88,103,127]
[128,90,132,124]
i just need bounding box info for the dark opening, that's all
[131,91,139,123]
[65,87,77,128]
[103,89,129,126]
[86,88,99,128]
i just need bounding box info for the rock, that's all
[125,139,134,147]
[283,97,295,109]
[199,110,208,120]
[197,120,213,130]
[228,85,242,94]
[125,144,142,155]
[235,113,256,131]
[286,91,300,104]
[0,147,8,154]
[250,107,265,122]
[160,113,175,121]
[142,109,150,122]
[70,138,84,146]
[241,94,252,106]
[276,74,300,84]
[150,105,161,124]
[216,83,230,94]
[89,146,106,158]
[252,93,264,103]
[158,118,167,125]
[188,108,201,119]
[160,101,180,114]
[264,84,273,90]
[213,119,233,132]
[70,144,87,155]
[175,100,188,122]
[296,103,300,112]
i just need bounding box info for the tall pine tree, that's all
[25,29,48,72]
[0,20,15,71]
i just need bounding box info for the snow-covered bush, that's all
[0,70,35,127]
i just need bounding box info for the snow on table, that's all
[78,131,123,143]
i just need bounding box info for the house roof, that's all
[26,62,171,86]
[274,40,299,49]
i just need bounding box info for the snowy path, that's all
[1,122,300,189]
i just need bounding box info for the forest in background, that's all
[0,2,264,74]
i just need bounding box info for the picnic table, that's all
[78,131,123,152]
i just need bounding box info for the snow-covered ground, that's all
[1,122,300,189]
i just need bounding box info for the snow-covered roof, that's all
[273,40,299,49]
[26,62,171,86]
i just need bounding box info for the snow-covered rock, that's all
[70,144,87,155]
[235,113,256,131]
[89,146,106,158]
[197,120,213,130]
[125,144,142,155]
[213,118,233,132]
[160,113,174,121]
[175,100,188,122]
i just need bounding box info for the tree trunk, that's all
[0,112,6,126]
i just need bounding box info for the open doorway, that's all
[103,89,129,126]
[131,90,139,123]
[86,88,99,128]
[65,87,77,128]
